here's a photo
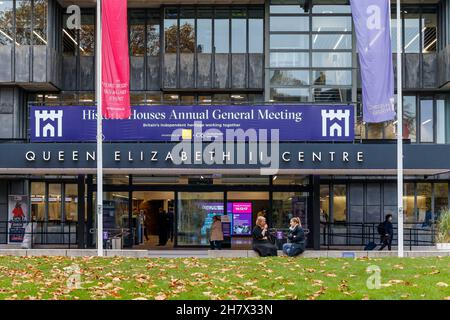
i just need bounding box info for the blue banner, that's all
[351,0,396,123]
[30,105,354,142]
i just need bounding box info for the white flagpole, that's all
[396,0,404,257]
[96,0,104,257]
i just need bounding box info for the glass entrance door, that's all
[177,192,224,246]
[131,191,175,248]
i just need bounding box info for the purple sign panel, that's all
[230,202,252,236]
[30,105,354,142]
[350,0,396,123]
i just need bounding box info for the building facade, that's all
[1,0,450,250]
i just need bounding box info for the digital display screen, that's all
[229,202,252,236]
[199,202,252,237]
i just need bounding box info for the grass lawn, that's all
[0,255,449,300]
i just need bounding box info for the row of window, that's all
[359,95,450,144]
[0,0,47,46]
[268,1,353,103]
[164,7,263,55]
[320,181,449,224]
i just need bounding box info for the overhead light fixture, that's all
[422,119,432,125]
[46,95,58,99]
[273,176,277,181]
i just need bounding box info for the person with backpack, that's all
[378,214,394,251]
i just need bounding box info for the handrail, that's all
[320,221,436,249]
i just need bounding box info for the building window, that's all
[416,183,432,224]
[64,184,78,222]
[0,0,47,46]
[179,8,195,53]
[0,0,14,45]
[403,96,417,142]
[320,185,330,223]
[434,183,448,220]
[31,182,45,220]
[197,9,212,53]
[403,182,415,223]
[269,0,353,103]
[177,192,224,246]
[79,13,95,56]
[147,11,160,56]
[164,8,178,54]
[391,6,438,53]
[419,98,434,143]
[129,10,146,56]
[15,0,32,45]
[248,8,263,53]
[33,0,46,45]
[231,8,246,53]
[214,8,229,53]
[332,184,347,222]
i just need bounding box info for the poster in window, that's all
[8,195,28,243]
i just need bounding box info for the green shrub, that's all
[436,209,450,243]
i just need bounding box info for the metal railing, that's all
[0,220,78,248]
[320,222,436,250]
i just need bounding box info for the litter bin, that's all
[111,237,122,249]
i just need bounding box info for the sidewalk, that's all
[0,248,449,258]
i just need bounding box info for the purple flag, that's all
[351,0,396,123]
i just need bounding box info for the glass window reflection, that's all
[270,70,309,86]
[214,9,229,53]
[231,8,247,53]
[0,0,14,45]
[312,16,351,32]
[270,16,309,32]
[420,99,433,143]
[404,12,420,53]
[271,34,309,50]
[197,9,212,53]
[15,0,32,45]
[270,52,309,68]
[312,52,351,68]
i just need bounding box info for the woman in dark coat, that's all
[282,217,305,257]
[252,216,278,257]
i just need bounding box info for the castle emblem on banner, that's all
[34,110,64,138]
[321,109,350,138]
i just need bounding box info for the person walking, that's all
[282,217,306,257]
[379,214,394,251]
[209,215,224,250]
[252,216,277,257]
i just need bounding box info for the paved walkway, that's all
[0,248,449,258]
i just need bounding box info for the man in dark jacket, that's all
[379,214,394,251]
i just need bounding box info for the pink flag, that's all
[101,0,130,119]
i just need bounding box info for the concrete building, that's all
[0,0,449,250]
